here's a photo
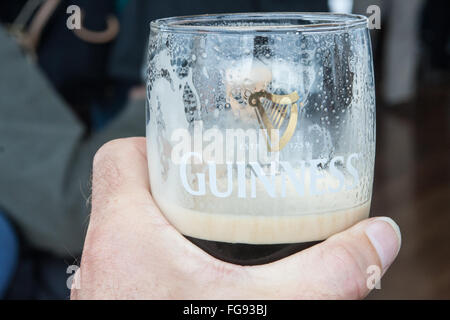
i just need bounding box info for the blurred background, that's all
[0,0,449,299]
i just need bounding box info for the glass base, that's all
[186,236,321,265]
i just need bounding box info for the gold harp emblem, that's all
[249,90,302,152]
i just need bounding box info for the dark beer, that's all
[186,237,320,265]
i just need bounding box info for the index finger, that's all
[90,138,154,224]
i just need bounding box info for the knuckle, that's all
[91,159,121,210]
[321,244,367,299]
[93,137,144,172]
[91,138,147,214]
[93,139,124,168]
[92,140,129,205]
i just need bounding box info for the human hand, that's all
[71,137,401,299]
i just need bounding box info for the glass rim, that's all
[150,12,368,34]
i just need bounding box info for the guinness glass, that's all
[146,13,375,265]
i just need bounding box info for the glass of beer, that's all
[145,13,375,265]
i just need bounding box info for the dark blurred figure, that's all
[421,0,450,77]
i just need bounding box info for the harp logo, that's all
[248,90,301,152]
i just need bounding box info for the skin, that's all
[71,137,401,300]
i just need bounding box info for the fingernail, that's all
[365,217,402,270]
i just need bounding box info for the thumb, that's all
[249,217,401,299]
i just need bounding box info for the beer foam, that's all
[152,189,370,244]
